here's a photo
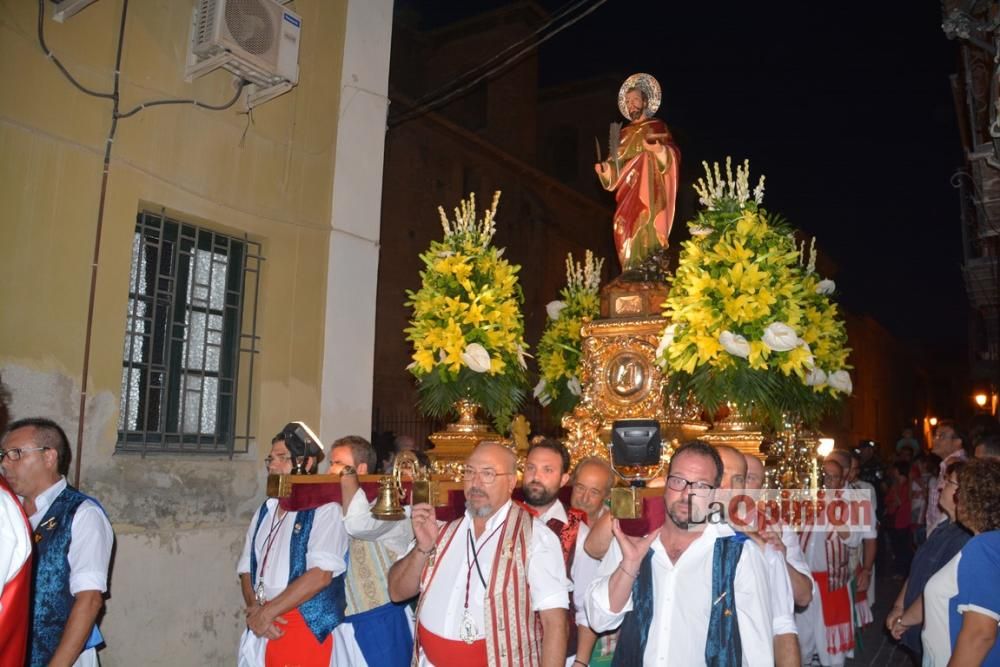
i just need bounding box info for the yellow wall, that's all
[0,0,348,663]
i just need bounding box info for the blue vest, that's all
[612,533,746,667]
[249,503,346,643]
[29,485,106,667]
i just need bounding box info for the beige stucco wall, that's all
[0,0,351,664]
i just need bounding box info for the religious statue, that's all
[594,73,680,276]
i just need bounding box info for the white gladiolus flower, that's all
[546,300,567,321]
[828,370,853,395]
[761,322,799,352]
[567,376,582,396]
[656,325,677,359]
[719,331,750,358]
[461,343,491,373]
[815,279,836,295]
[516,345,529,370]
[804,367,827,387]
[689,225,713,237]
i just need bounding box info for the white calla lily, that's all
[815,279,836,295]
[804,367,827,387]
[656,324,677,359]
[719,330,751,358]
[828,370,853,395]
[546,300,567,321]
[461,343,491,373]
[761,322,799,352]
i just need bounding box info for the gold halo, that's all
[617,73,661,120]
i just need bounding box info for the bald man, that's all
[389,442,570,667]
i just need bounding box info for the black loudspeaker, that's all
[610,419,661,467]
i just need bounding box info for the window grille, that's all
[117,210,262,455]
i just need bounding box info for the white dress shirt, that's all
[586,523,774,666]
[343,487,414,555]
[415,500,570,666]
[1,481,30,593]
[536,499,601,628]
[236,498,349,600]
[27,477,114,667]
[236,499,349,667]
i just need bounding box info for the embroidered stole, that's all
[345,537,397,614]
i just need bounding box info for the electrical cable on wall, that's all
[34,0,249,483]
[388,0,608,128]
[36,0,248,120]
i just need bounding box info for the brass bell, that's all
[371,476,405,521]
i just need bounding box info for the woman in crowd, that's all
[886,460,970,660]
[920,458,1000,665]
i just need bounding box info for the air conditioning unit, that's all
[185,0,301,108]
[50,0,100,22]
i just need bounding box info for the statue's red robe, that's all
[599,118,680,272]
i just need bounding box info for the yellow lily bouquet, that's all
[405,192,528,432]
[535,250,604,417]
[658,159,852,428]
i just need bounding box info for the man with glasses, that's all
[237,423,349,667]
[927,421,967,537]
[1,417,114,667]
[585,440,774,665]
[794,459,864,667]
[388,441,570,667]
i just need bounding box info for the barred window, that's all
[117,211,262,455]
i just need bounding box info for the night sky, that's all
[398,1,968,350]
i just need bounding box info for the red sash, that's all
[0,555,31,666]
[812,571,855,656]
[0,477,30,667]
[417,622,487,667]
[264,608,332,667]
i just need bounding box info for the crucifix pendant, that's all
[459,608,477,644]
[255,582,266,605]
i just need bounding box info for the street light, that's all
[929,417,939,427]
[975,392,989,408]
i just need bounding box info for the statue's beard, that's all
[628,108,643,121]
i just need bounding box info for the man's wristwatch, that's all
[340,465,357,476]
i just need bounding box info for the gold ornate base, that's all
[699,406,765,456]
[428,400,500,464]
[562,311,709,464]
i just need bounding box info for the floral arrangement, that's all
[405,192,528,432]
[657,158,852,429]
[534,251,604,417]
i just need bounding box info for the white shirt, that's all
[922,551,961,667]
[236,499,349,600]
[0,481,30,594]
[27,477,114,667]
[586,523,774,666]
[343,487,414,556]
[536,499,601,628]
[416,500,569,656]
